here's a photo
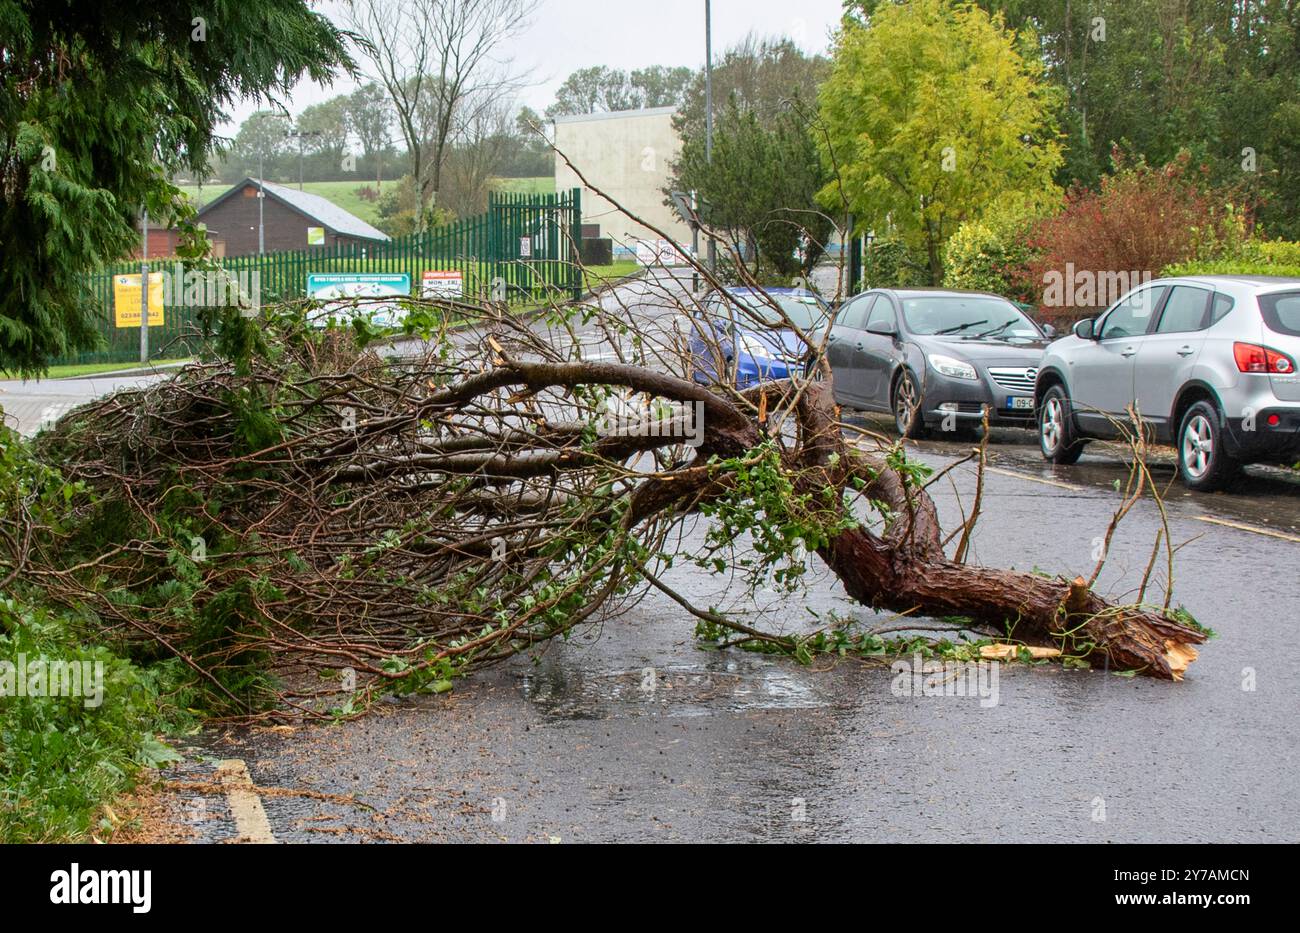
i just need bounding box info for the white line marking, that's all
[1193,516,1300,543]
[984,466,1086,491]
[216,759,276,844]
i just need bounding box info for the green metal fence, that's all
[55,189,584,366]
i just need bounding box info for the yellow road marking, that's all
[1192,516,1300,544]
[216,759,277,844]
[984,466,1085,491]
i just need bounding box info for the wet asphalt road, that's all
[7,271,1295,842]
[169,436,1297,843]
[161,270,1299,844]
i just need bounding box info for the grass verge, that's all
[0,425,190,842]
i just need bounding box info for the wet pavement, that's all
[166,428,1300,843]
[0,372,170,436]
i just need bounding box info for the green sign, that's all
[306,273,411,327]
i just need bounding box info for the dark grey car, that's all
[827,289,1055,437]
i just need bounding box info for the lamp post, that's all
[139,209,149,364]
[257,149,265,255]
[704,0,716,276]
[287,130,323,191]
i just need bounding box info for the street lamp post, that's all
[704,0,716,275]
[258,150,265,255]
[287,130,322,191]
[139,209,149,364]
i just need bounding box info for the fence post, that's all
[570,188,583,303]
[139,210,149,363]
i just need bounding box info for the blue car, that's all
[688,287,832,388]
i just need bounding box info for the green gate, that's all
[53,189,585,366]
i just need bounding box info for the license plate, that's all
[1006,396,1035,411]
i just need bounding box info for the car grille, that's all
[988,367,1038,393]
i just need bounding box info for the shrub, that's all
[863,235,931,288]
[1163,239,1300,278]
[0,425,185,841]
[1027,151,1249,325]
[942,198,1050,302]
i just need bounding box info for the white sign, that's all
[305,273,411,328]
[421,269,464,299]
[634,239,689,267]
[519,237,532,258]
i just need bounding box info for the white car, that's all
[1034,275,1300,490]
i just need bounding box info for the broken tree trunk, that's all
[790,381,1205,680]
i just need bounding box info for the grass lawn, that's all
[31,358,191,379]
[582,261,642,292]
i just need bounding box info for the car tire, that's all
[893,369,927,439]
[1177,401,1241,492]
[1038,384,1085,465]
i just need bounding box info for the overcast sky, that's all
[220,0,846,135]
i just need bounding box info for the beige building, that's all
[553,107,692,259]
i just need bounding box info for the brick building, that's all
[196,178,389,256]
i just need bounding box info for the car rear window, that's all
[1210,293,1234,324]
[1258,292,1300,337]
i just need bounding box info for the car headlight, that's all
[737,333,775,361]
[928,353,978,380]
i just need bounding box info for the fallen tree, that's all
[4,270,1205,722]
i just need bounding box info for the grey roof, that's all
[201,178,390,242]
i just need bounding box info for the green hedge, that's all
[1164,239,1300,278]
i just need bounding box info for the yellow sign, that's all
[308,226,325,246]
[113,273,164,327]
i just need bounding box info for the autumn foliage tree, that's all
[1025,151,1248,323]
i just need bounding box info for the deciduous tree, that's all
[819,0,1062,284]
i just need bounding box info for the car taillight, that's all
[1234,342,1296,374]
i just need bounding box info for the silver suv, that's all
[1034,275,1300,491]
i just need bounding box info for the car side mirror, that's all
[865,319,897,337]
[1041,323,1057,339]
[1073,318,1096,340]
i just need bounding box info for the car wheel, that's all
[1177,401,1241,492]
[1038,385,1084,465]
[893,369,927,439]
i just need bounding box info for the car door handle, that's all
[1120,347,1137,358]
[855,342,864,350]
[1177,346,1195,357]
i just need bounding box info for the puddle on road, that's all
[519,657,828,720]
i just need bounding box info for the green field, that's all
[493,177,557,196]
[37,358,191,379]
[176,177,556,228]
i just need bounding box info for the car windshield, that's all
[900,296,1040,338]
[730,294,829,332]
